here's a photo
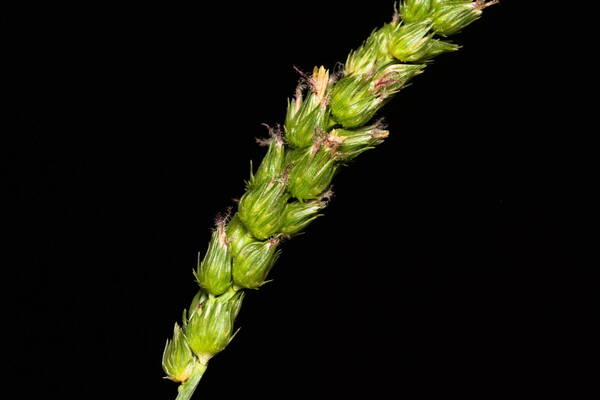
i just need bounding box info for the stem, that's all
[175,363,207,400]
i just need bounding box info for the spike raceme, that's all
[162,2,497,399]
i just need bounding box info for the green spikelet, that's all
[280,197,329,237]
[251,128,286,187]
[238,176,289,239]
[287,139,340,201]
[400,0,433,23]
[345,24,395,77]
[431,1,495,36]
[330,63,425,128]
[284,66,332,148]
[162,323,197,383]
[193,221,232,296]
[402,38,459,62]
[335,123,390,161]
[185,290,244,364]
[187,289,209,319]
[225,214,256,257]
[389,20,433,62]
[232,238,281,289]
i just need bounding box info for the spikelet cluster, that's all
[163,1,497,395]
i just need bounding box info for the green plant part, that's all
[249,127,286,187]
[225,215,256,257]
[330,63,425,128]
[432,0,498,36]
[237,175,289,239]
[284,67,333,148]
[232,237,281,289]
[163,2,497,399]
[287,137,340,201]
[388,20,433,62]
[400,0,434,23]
[402,38,460,62]
[344,23,395,77]
[280,197,329,237]
[335,123,390,161]
[185,290,244,365]
[193,220,231,296]
[162,323,197,383]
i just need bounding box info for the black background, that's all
[4,1,591,399]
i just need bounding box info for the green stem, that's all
[175,363,207,400]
